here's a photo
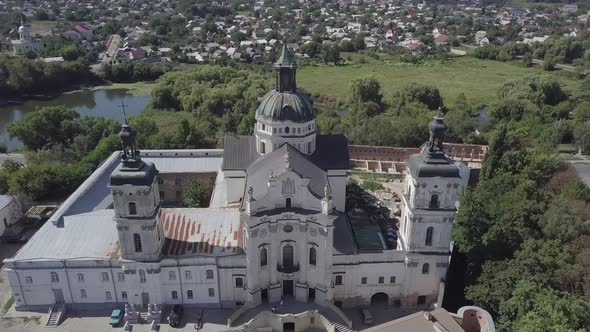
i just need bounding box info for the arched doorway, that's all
[370,292,389,307]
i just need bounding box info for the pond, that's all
[0,89,151,152]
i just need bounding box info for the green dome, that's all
[256,90,315,123]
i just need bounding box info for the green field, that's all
[92,82,156,96]
[30,20,56,36]
[297,57,583,106]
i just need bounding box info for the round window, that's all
[283,224,293,233]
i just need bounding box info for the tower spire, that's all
[427,109,447,154]
[274,43,297,92]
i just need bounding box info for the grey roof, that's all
[255,90,315,123]
[11,210,118,261]
[110,159,159,186]
[223,134,350,171]
[51,150,225,223]
[310,134,350,170]
[246,144,328,200]
[222,135,260,170]
[333,214,356,255]
[407,148,460,178]
[0,195,15,210]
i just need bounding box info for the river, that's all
[0,89,151,152]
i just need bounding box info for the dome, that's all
[256,90,315,123]
[18,25,31,34]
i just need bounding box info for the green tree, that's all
[321,45,340,65]
[182,178,208,207]
[349,77,382,105]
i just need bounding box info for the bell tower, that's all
[110,119,164,262]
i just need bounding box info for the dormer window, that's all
[128,202,137,215]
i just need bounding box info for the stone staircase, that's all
[333,321,355,332]
[46,303,66,327]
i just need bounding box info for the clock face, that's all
[283,224,294,233]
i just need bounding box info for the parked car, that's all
[361,308,374,325]
[110,308,124,326]
[168,304,184,327]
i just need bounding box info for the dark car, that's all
[168,304,184,327]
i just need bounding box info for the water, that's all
[0,89,151,151]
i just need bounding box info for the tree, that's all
[182,178,208,207]
[7,106,80,150]
[523,52,533,67]
[321,45,340,65]
[544,55,557,71]
[349,77,382,105]
[60,44,83,61]
[394,83,443,110]
[574,124,590,153]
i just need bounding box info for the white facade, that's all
[11,20,42,56]
[0,195,21,237]
[3,49,469,317]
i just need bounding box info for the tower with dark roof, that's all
[254,44,318,155]
[110,122,164,262]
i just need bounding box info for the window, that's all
[309,247,317,266]
[187,290,193,300]
[285,197,291,209]
[122,291,128,299]
[417,295,426,305]
[118,273,125,282]
[208,288,215,297]
[235,277,243,288]
[307,142,312,153]
[175,177,181,185]
[297,127,301,134]
[429,194,439,209]
[422,263,430,274]
[361,277,367,285]
[279,128,282,134]
[128,202,137,215]
[335,275,343,285]
[134,234,142,253]
[260,141,265,153]
[283,244,294,266]
[158,178,164,185]
[261,124,266,131]
[101,272,109,282]
[80,289,87,298]
[172,291,178,300]
[50,272,59,283]
[139,270,147,283]
[185,270,192,280]
[176,191,182,200]
[25,276,33,284]
[169,271,176,281]
[378,276,384,284]
[160,191,165,199]
[273,128,277,134]
[425,227,433,246]
[390,276,396,284]
[260,248,268,267]
[206,270,214,280]
[106,291,112,300]
[77,273,84,282]
[285,127,290,134]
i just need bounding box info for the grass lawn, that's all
[136,110,193,134]
[30,20,56,36]
[92,82,156,96]
[297,57,583,107]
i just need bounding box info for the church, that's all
[3,45,469,321]
[11,15,42,56]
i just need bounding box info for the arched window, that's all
[134,233,142,253]
[285,127,290,134]
[260,248,268,267]
[283,244,294,267]
[425,227,433,246]
[260,141,265,154]
[128,202,137,215]
[285,197,292,209]
[429,194,439,209]
[139,269,146,283]
[422,263,429,274]
[309,247,317,266]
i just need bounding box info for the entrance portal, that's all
[283,280,294,297]
[261,289,268,303]
[370,292,389,307]
[283,322,295,332]
[52,289,64,303]
[141,292,150,308]
[308,288,316,302]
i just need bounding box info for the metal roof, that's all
[255,90,315,123]
[11,210,118,262]
[222,135,260,170]
[407,149,460,178]
[161,208,243,257]
[0,195,15,210]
